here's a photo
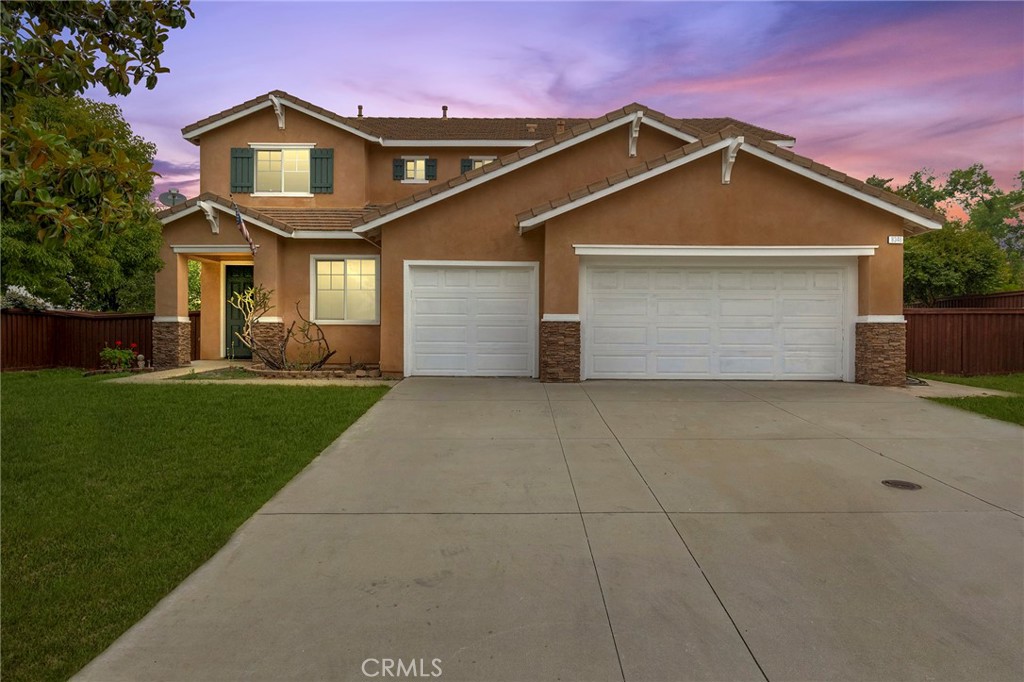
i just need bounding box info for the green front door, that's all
[225,265,254,359]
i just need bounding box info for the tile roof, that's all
[348,104,653,230]
[156,192,372,233]
[180,90,794,144]
[515,128,945,229]
[258,207,378,230]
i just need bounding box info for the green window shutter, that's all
[460,158,473,174]
[392,159,404,180]
[425,158,437,181]
[230,148,254,193]
[310,148,334,193]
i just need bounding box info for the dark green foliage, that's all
[1,97,163,310]
[873,165,1024,304]
[1,0,192,241]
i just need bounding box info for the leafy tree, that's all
[904,226,1011,306]
[188,260,202,311]
[0,97,163,310]
[1,0,193,241]
[872,165,1024,303]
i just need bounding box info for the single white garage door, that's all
[406,263,538,376]
[584,265,848,380]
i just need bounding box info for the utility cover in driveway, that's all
[584,265,847,379]
[407,264,538,376]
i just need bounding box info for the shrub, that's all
[99,341,139,370]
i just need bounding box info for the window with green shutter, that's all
[310,148,334,193]
[460,158,473,174]
[394,157,437,183]
[230,148,254,193]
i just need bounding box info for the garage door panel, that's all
[591,296,649,317]
[413,353,470,373]
[592,354,648,375]
[408,264,537,377]
[783,354,843,377]
[655,356,713,374]
[655,298,712,317]
[414,326,468,343]
[585,264,847,380]
[593,325,648,345]
[783,327,840,347]
[476,325,530,343]
[656,327,711,345]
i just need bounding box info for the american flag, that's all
[231,200,259,256]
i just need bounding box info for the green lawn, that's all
[914,372,1024,426]
[1,370,388,682]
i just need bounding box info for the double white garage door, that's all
[584,264,849,380]
[406,262,850,380]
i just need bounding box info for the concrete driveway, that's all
[76,379,1023,682]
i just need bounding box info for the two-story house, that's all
[155,91,942,384]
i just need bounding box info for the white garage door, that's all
[584,265,848,380]
[406,263,538,376]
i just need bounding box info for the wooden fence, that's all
[905,308,1024,375]
[1,309,200,370]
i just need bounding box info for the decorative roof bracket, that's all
[268,94,285,130]
[722,136,743,184]
[197,200,219,234]
[629,111,644,157]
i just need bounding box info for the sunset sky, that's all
[88,1,1024,203]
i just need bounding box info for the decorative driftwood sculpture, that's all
[228,285,336,370]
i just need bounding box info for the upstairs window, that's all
[461,156,497,173]
[230,145,333,195]
[256,149,310,193]
[393,157,437,183]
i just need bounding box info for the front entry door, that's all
[225,265,254,359]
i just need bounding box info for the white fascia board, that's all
[741,145,942,231]
[171,245,252,254]
[278,100,382,144]
[855,315,906,323]
[519,139,732,230]
[769,139,796,148]
[353,115,637,234]
[182,101,273,140]
[381,139,541,148]
[572,245,879,257]
[291,230,366,240]
[641,117,699,143]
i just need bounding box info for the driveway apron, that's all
[75,378,1024,682]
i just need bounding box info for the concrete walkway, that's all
[109,360,395,387]
[76,379,1023,682]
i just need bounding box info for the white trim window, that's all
[311,256,380,324]
[470,156,496,169]
[256,148,311,194]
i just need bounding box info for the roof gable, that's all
[515,130,943,233]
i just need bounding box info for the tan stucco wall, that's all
[198,107,370,208]
[159,211,381,363]
[366,145,515,205]
[375,126,686,374]
[277,238,382,366]
[540,152,905,315]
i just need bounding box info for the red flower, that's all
[115,340,122,346]
[130,342,138,349]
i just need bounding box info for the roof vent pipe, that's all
[357,105,363,118]
[442,105,448,119]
